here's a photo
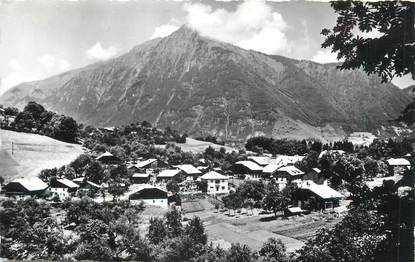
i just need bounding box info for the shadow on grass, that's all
[259,214,285,222]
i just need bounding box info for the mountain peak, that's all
[167,24,202,41]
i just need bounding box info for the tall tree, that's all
[321,1,415,82]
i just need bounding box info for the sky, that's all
[0,0,413,95]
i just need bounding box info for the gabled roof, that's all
[235,161,263,171]
[173,164,202,175]
[387,158,411,166]
[11,177,48,192]
[200,171,228,180]
[300,180,344,199]
[96,151,114,160]
[157,169,182,178]
[86,181,101,188]
[247,156,271,166]
[263,164,280,174]
[124,184,167,198]
[132,173,150,178]
[277,166,304,176]
[136,158,157,168]
[312,168,321,173]
[54,178,79,189]
[73,177,85,183]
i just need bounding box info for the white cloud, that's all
[151,24,180,39]
[1,60,36,95]
[1,56,72,95]
[86,42,117,60]
[312,49,341,64]
[183,0,288,54]
[37,54,57,68]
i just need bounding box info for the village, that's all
[1,118,413,254]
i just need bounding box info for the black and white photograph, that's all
[0,0,414,261]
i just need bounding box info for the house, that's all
[200,171,229,194]
[131,173,151,184]
[386,158,411,176]
[49,178,79,200]
[156,169,183,183]
[173,164,202,180]
[295,180,344,210]
[125,184,168,208]
[3,177,48,197]
[274,166,305,190]
[231,161,263,180]
[96,151,120,164]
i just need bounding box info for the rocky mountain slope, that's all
[0,26,411,141]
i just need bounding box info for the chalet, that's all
[231,161,263,180]
[200,171,229,194]
[96,151,120,164]
[386,158,411,176]
[49,178,79,200]
[125,184,168,208]
[295,180,344,210]
[156,169,183,183]
[173,164,202,180]
[3,177,48,197]
[131,173,151,184]
[274,166,305,190]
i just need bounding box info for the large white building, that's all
[200,171,229,194]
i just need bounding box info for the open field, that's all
[0,129,84,182]
[155,138,237,154]
[141,198,343,254]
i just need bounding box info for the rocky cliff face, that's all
[0,26,411,141]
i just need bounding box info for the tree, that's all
[184,216,207,246]
[23,101,46,120]
[166,180,180,194]
[223,191,243,216]
[237,180,266,207]
[296,207,388,262]
[4,107,19,116]
[257,237,288,262]
[50,115,79,142]
[196,180,208,193]
[226,243,252,262]
[165,206,182,238]
[85,161,104,184]
[262,183,291,218]
[148,217,167,245]
[321,2,415,82]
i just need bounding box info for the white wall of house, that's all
[130,198,168,208]
[50,187,71,200]
[205,179,229,194]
